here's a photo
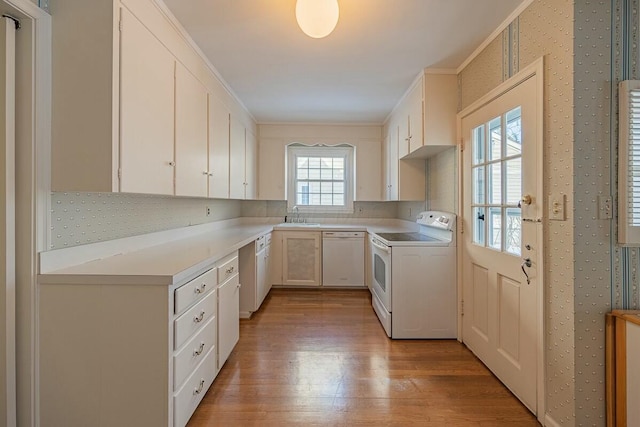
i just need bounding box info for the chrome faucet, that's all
[292,206,301,223]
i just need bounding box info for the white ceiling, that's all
[163,0,525,124]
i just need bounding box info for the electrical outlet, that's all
[206,206,211,216]
[598,195,612,219]
[549,194,565,221]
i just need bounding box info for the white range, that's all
[369,211,457,339]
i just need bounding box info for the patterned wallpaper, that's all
[49,193,241,249]
[458,0,576,425]
[427,147,457,213]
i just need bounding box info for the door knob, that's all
[518,195,532,208]
[521,257,532,285]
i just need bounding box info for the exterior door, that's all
[0,15,15,427]
[461,71,542,413]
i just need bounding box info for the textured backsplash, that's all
[241,200,403,220]
[50,192,241,249]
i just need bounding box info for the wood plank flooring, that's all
[188,289,540,426]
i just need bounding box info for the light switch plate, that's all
[598,195,612,219]
[549,194,566,221]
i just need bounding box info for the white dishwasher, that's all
[322,231,365,287]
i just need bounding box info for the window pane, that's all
[333,194,344,205]
[473,207,485,246]
[473,166,485,204]
[309,194,321,205]
[505,208,521,256]
[320,194,332,205]
[489,117,501,161]
[488,163,502,204]
[320,182,333,193]
[505,158,522,205]
[321,157,333,168]
[308,181,320,193]
[473,125,485,165]
[333,158,344,169]
[333,169,344,179]
[297,157,308,168]
[333,182,344,193]
[308,157,321,168]
[320,168,333,180]
[309,168,321,179]
[506,107,522,156]
[297,168,308,180]
[488,207,502,250]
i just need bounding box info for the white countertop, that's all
[38,217,415,287]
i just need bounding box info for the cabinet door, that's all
[119,8,175,195]
[408,79,424,153]
[355,139,382,201]
[175,63,208,197]
[229,116,246,199]
[218,274,239,369]
[257,139,286,200]
[244,130,257,200]
[387,125,399,201]
[208,94,230,198]
[282,232,321,286]
[256,249,267,307]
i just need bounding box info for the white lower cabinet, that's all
[239,233,271,318]
[217,253,240,370]
[39,251,241,427]
[281,231,321,286]
[173,346,217,427]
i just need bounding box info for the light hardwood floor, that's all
[188,289,540,426]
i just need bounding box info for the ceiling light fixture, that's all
[295,0,339,39]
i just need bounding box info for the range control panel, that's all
[416,211,456,231]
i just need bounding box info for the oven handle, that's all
[370,238,391,254]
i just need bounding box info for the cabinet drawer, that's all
[174,267,217,315]
[265,233,272,246]
[218,253,238,284]
[173,346,216,427]
[174,290,216,350]
[174,315,216,390]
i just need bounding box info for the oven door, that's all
[369,235,391,312]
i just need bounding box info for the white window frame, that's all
[286,144,355,214]
[619,80,640,245]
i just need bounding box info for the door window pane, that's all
[505,208,521,256]
[488,207,502,250]
[506,107,522,156]
[473,125,485,165]
[489,117,502,161]
[473,166,485,204]
[488,163,502,204]
[505,158,522,205]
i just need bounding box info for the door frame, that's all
[456,57,545,421]
[0,1,50,426]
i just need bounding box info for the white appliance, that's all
[370,211,456,339]
[322,231,365,287]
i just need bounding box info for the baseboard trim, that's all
[544,413,561,427]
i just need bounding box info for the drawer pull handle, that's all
[194,283,207,294]
[193,342,205,356]
[193,379,205,395]
[225,266,235,274]
[194,311,205,323]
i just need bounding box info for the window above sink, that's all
[287,144,354,214]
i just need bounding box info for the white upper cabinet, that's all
[245,130,257,200]
[391,71,457,159]
[383,121,425,202]
[175,63,208,197]
[51,0,255,197]
[229,115,247,199]
[119,8,175,195]
[208,94,230,199]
